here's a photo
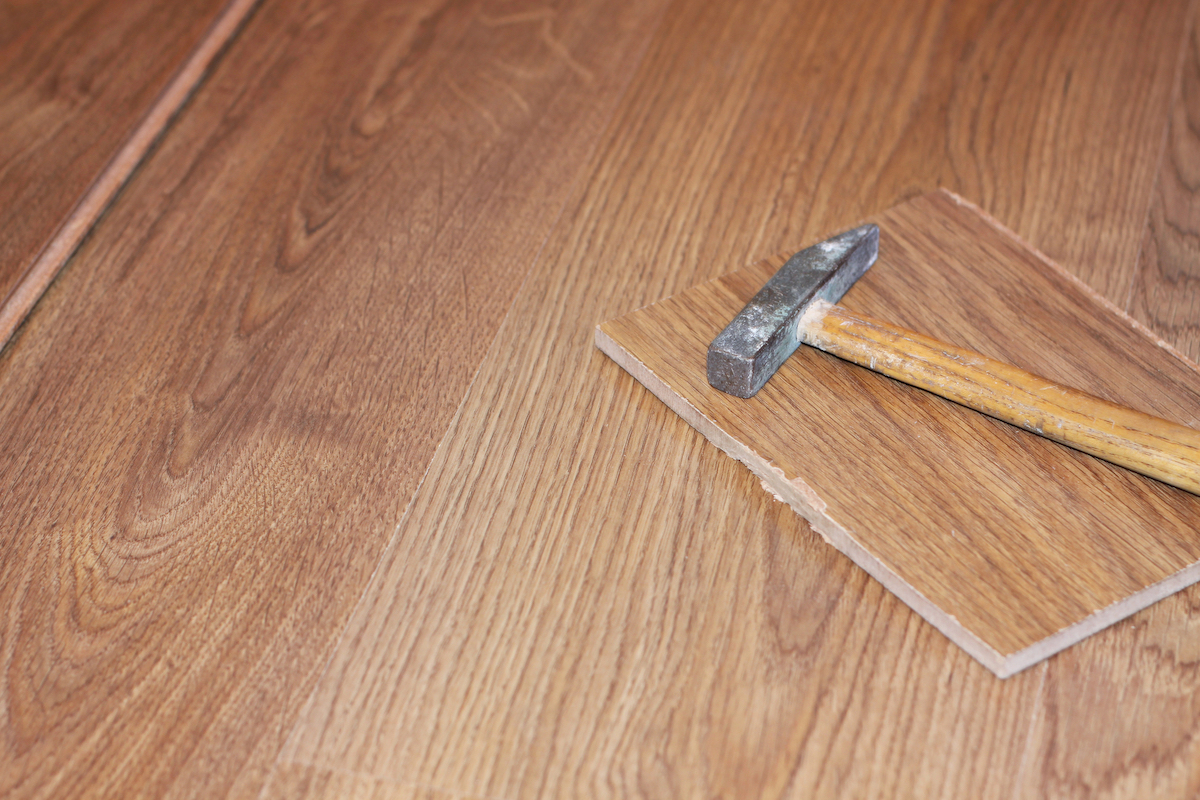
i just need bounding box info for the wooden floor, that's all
[2,0,1200,797]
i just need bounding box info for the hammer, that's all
[706,224,1200,495]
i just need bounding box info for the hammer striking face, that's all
[706,223,879,398]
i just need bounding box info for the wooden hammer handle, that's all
[798,300,1200,495]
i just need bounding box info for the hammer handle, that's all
[798,300,1200,495]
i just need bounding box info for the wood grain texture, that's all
[599,190,1200,676]
[826,0,1187,303]
[273,1,1200,798]
[0,0,252,348]
[1131,11,1200,361]
[263,765,468,800]
[0,0,668,797]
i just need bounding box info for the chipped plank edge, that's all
[596,323,1200,679]
[0,0,262,350]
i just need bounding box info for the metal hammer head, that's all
[706,223,879,397]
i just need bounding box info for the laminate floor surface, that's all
[3,0,1200,798]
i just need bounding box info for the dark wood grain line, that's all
[1130,7,1200,362]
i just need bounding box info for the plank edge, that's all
[0,0,261,350]
[1000,557,1200,677]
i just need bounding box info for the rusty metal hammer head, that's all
[706,223,879,398]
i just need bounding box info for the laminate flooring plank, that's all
[0,0,254,348]
[276,0,1195,797]
[0,1,670,797]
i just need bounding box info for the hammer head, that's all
[706,223,879,398]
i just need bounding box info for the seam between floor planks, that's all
[0,0,261,351]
